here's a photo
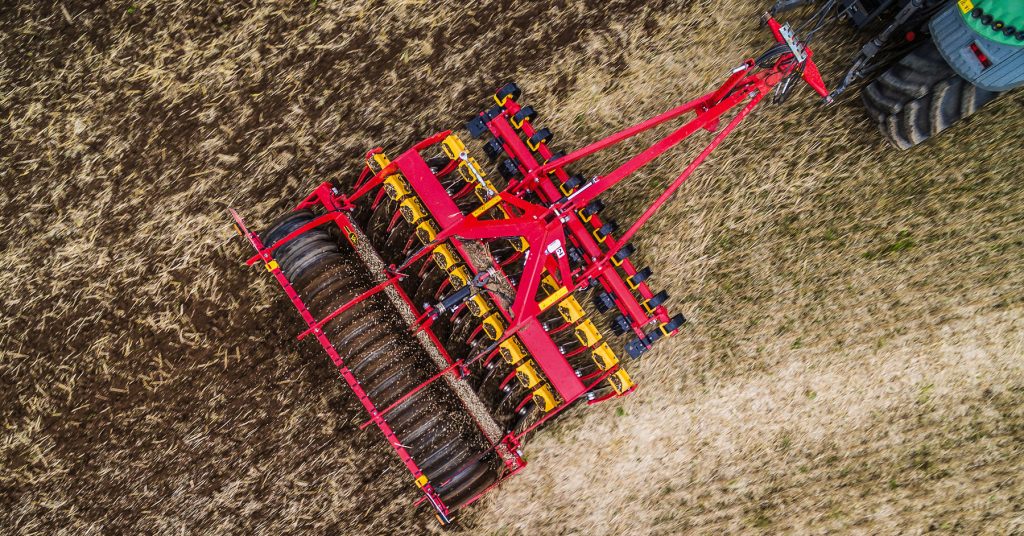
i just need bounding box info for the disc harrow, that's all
[230,15,829,525]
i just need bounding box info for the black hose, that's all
[756,43,792,68]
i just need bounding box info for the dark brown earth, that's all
[2,1,1022,534]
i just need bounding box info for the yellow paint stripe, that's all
[538,286,569,311]
[471,194,502,217]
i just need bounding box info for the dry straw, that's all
[1,1,1021,534]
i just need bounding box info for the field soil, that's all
[2,1,1022,534]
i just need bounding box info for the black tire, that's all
[862,41,1002,150]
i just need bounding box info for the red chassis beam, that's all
[230,14,826,523]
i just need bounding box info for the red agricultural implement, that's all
[231,16,828,525]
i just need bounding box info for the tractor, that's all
[772,0,1024,148]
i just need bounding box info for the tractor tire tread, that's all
[862,41,1002,150]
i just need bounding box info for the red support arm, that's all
[616,87,770,248]
[562,80,760,213]
[521,86,720,185]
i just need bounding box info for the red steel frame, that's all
[230,16,826,523]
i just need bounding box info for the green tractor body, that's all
[932,1,1024,91]
[774,0,1023,148]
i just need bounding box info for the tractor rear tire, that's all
[862,41,1001,150]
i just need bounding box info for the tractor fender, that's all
[930,2,1024,92]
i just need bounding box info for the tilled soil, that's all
[2,1,1022,535]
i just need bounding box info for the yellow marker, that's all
[370,153,391,173]
[342,226,358,246]
[538,286,569,311]
[643,298,659,314]
[458,158,485,184]
[415,475,428,488]
[432,244,458,271]
[415,221,438,244]
[448,265,471,289]
[441,135,467,160]
[532,384,558,411]
[468,294,491,317]
[515,360,541,389]
[265,260,279,272]
[958,0,973,13]
[510,113,530,129]
[481,312,505,340]
[574,318,602,347]
[526,134,548,152]
[557,296,585,323]
[608,368,635,394]
[399,197,428,225]
[511,237,529,252]
[383,175,411,200]
[591,342,618,371]
[471,194,503,218]
[500,338,527,364]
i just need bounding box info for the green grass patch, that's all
[863,230,916,260]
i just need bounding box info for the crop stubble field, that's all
[1,0,1022,534]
